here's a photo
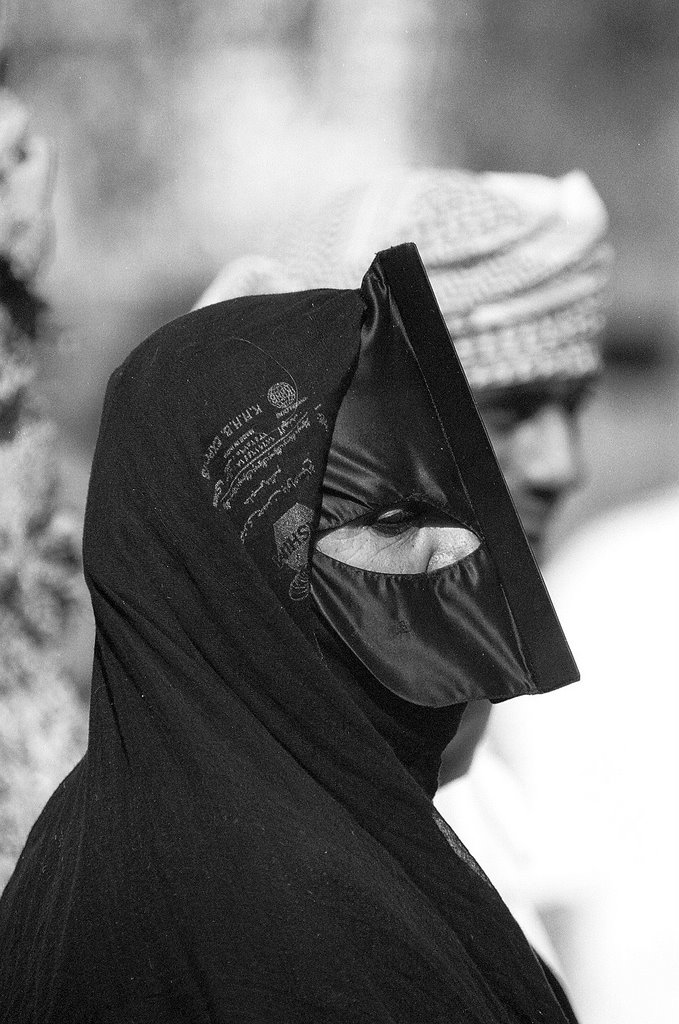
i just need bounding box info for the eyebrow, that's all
[475,377,598,408]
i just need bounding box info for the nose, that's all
[515,404,582,497]
[424,525,480,573]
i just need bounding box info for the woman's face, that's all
[315,507,480,575]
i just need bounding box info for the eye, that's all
[370,506,421,536]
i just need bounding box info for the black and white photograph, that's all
[0,3,677,1021]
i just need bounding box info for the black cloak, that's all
[0,246,578,1023]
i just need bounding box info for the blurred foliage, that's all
[0,88,87,891]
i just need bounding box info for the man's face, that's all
[475,377,593,563]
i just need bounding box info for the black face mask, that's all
[312,547,530,707]
[311,245,578,707]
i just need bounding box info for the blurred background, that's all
[8,0,679,531]
[1,2,678,1022]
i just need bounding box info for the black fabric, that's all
[0,259,576,1022]
[312,249,538,706]
[374,245,579,690]
[312,547,532,706]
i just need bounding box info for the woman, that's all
[0,245,579,1022]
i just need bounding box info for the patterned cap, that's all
[198,168,611,391]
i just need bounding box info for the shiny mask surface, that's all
[312,545,530,707]
[311,258,535,707]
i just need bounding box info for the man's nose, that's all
[424,525,480,573]
[518,405,582,495]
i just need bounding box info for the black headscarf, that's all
[0,248,577,1023]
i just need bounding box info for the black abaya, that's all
[0,247,578,1023]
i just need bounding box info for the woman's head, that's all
[13,248,584,1021]
[84,245,573,760]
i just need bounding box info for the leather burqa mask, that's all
[313,244,577,706]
